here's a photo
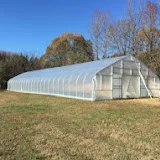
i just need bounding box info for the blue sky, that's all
[0,0,158,56]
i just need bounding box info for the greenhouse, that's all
[7,55,160,101]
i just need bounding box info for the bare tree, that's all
[89,10,101,60]
[127,0,143,54]
[99,11,111,58]
[109,19,131,55]
[139,0,160,52]
[108,0,142,55]
[89,10,111,59]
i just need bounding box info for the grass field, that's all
[0,91,160,160]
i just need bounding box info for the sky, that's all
[0,0,158,56]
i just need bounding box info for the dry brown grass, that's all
[0,91,20,107]
[0,91,160,160]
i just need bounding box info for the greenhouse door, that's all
[122,76,140,98]
[113,75,122,99]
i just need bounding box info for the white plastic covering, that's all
[7,55,160,101]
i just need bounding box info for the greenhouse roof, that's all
[10,55,127,80]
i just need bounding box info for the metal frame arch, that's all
[82,72,91,98]
[75,71,85,97]
[82,71,96,99]
[68,70,77,96]
[62,72,70,95]
[57,70,66,94]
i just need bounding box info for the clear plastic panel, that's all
[140,88,148,97]
[148,77,155,89]
[113,61,121,68]
[77,72,87,98]
[113,68,122,74]
[123,69,130,75]
[58,76,64,95]
[123,60,137,69]
[54,76,59,94]
[41,78,46,93]
[132,69,139,76]
[102,75,112,90]
[155,78,160,89]
[48,78,53,94]
[84,72,94,98]
[69,73,79,97]
[64,75,70,96]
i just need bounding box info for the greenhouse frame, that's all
[7,55,160,101]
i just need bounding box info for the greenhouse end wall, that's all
[94,56,160,100]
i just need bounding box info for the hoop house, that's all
[7,55,160,101]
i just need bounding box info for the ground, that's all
[0,91,160,160]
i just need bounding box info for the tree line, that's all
[0,52,41,89]
[0,0,160,89]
